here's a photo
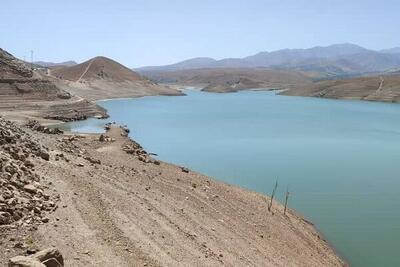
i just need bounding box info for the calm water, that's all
[65,90,400,267]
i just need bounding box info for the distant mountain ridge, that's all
[380,47,400,54]
[136,44,400,76]
[34,60,77,68]
[138,57,217,72]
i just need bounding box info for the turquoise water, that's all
[65,90,400,267]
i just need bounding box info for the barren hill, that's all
[282,74,400,103]
[51,56,143,82]
[142,68,313,93]
[0,48,106,122]
[0,48,34,79]
[51,57,183,100]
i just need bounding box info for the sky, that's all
[1,0,399,68]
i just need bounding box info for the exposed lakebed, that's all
[64,89,400,267]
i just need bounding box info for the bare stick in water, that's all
[284,187,290,216]
[268,179,278,212]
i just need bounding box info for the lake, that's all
[64,89,400,267]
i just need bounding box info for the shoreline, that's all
[91,124,350,265]
[0,117,346,266]
[164,82,400,105]
[64,92,350,265]
[15,121,348,265]
[69,117,349,266]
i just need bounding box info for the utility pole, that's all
[30,50,34,70]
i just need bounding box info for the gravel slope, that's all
[0,121,346,266]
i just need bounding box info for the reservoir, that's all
[65,89,400,267]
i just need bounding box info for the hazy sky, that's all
[1,0,399,67]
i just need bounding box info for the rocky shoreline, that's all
[0,115,346,266]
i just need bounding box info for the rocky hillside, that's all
[50,57,183,100]
[0,48,106,122]
[0,48,33,79]
[0,118,57,226]
[0,118,62,263]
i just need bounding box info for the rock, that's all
[23,184,37,194]
[41,258,63,267]
[120,125,130,136]
[24,160,34,168]
[26,249,38,255]
[39,151,50,161]
[9,248,64,267]
[14,242,25,249]
[84,156,101,165]
[181,167,190,173]
[25,121,63,135]
[99,134,105,142]
[8,256,45,267]
[0,211,11,225]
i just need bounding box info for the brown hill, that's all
[0,48,106,122]
[51,57,183,100]
[142,68,313,92]
[282,74,400,103]
[51,56,142,82]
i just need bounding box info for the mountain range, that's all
[136,44,400,76]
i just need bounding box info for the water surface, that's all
[65,90,400,267]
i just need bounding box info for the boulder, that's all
[9,248,64,267]
[0,211,11,225]
[31,248,64,266]
[23,184,37,194]
[39,151,50,161]
[181,167,190,173]
[8,256,45,267]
